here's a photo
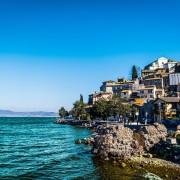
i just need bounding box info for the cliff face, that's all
[92,123,167,160]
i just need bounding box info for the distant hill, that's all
[0,110,59,117]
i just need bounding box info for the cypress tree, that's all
[132,65,138,80]
[80,94,84,103]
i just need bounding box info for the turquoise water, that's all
[0,117,99,179]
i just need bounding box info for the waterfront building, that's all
[88,91,112,104]
[100,78,133,95]
[153,97,180,123]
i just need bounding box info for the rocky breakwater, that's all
[92,123,167,160]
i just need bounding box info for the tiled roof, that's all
[158,97,180,103]
[121,90,130,93]
[133,98,147,106]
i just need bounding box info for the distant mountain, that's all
[0,110,59,117]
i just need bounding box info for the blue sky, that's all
[0,0,180,112]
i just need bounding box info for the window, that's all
[148,90,152,93]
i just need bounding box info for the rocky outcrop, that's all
[92,123,167,160]
[138,123,167,151]
[92,125,143,159]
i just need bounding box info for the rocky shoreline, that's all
[74,123,180,179]
[57,119,180,179]
[93,156,180,180]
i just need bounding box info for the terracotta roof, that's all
[157,97,180,103]
[121,90,131,93]
[133,98,147,106]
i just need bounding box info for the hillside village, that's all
[88,57,180,123]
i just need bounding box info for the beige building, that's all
[153,97,180,123]
[121,89,132,99]
[88,91,112,104]
[137,86,156,99]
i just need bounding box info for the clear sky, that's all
[0,0,180,112]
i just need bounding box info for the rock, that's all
[84,138,92,145]
[92,124,167,160]
[177,125,180,131]
[92,125,142,159]
[75,139,82,144]
[120,162,126,168]
[144,153,153,158]
[143,172,163,180]
[166,138,177,145]
[138,123,167,151]
[113,160,116,164]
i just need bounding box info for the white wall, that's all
[170,73,180,85]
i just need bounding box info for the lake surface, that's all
[1,117,178,180]
[0,117,99,179]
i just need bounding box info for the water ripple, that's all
[0,117,99,179]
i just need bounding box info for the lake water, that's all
[0,117,99,179]
[1,117,178,180]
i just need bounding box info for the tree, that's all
[108,95,131,117]
[80,94,84,103]
[129,65,141,80]
[71,100,87,120]
[132,65,138,80]
[92,98,108,119]
[59,107,68,118]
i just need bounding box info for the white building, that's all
[88,91,112,104]
[137,86,156,99]
[145,57,168,70]
[169,73,180,85]
[163,61,177,73]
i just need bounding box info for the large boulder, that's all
[92,125,143,159]
[92,123,167,159]
[138,123,167,151]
